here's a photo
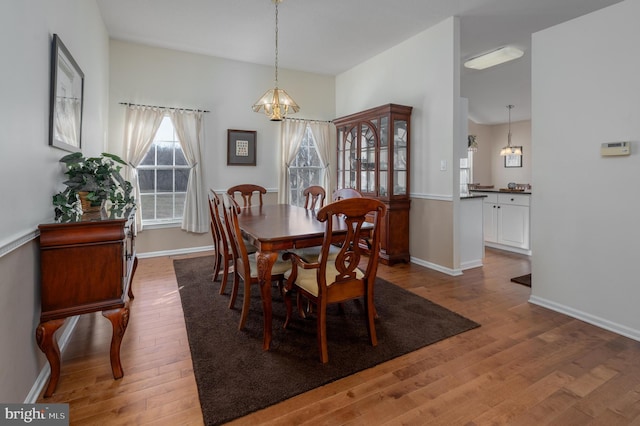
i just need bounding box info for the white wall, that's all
[0,0,109,402]
[336,17,459,199]
[531,0,640,340]
[108,40,335,193]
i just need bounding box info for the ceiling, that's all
[96,0,623,125]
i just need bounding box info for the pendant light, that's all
[499,105,522,156]
[252,0,299,121]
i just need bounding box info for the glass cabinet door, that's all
[360,122,377,195]
[378,116,389,198]
[393,119,408,196]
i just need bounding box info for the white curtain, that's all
[168,110,208,233]
[307,121,333,200]
[278,119,307,204]
[123,106,164,231]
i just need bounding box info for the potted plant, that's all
[53,152,135,220]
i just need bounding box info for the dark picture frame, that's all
[227,129,256,166]
[49,34,84,152]
[504,147,523,168]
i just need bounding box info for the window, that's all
[460,150,474,195]
[289,126,323,207]
[137,116,189,224]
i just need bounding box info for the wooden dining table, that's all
[237,204,362,350]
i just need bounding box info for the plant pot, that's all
[78,191,100,213]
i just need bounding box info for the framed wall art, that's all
[504,148,523,168]
[227,129,256,166]
[49,34,84,152]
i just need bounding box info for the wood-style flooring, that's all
[38,248,640,425]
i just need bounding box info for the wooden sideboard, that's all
[36,208,137,397]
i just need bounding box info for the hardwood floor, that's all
[38,248,640,425]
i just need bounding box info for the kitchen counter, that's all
[461,194,487,199]
[470,189,532,195]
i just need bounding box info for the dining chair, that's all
[303,185,326,210]
[283,197,387,363]
[227,184,267,207]
[208,190,234,295]
[222,194,291,330]
[332,188,362,201]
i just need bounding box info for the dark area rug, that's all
[511,273,532,287]
[173,255,480,425]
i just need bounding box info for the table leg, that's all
[102,303,130,379]
[256,250,278,350]
[35,318,66,398]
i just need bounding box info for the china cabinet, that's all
[334,103,412,265]
[36,208,137,397]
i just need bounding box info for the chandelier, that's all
[499,105,522,156]
[252,0,299,121]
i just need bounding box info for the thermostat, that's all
[601,141,630,156]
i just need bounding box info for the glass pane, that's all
[394,171,407,195]
[380,147,388,171]
[175,145,187,166]
[176,169,190,192]
[157,170,174,192]
[138,170,155,193]
[380,117,389,147]
[367,171,375,193]
[157,141,173,166]
[395,147,407,170]
[154,117,174,141]
[140,146,155,166]
[380,174,388,197]
[394,120,407,147]
[140,194,155,220]
[175,194,186,217]
[156,194,174,219]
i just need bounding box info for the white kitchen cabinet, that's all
[481,193,531,255]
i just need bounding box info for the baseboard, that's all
[528,295,640,343]
[137,245,214,259]
[410,256,463,276]
[460,259,483,270]
[485,242,531,256]
[25,316,79,403]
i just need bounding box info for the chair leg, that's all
[238,279,251,330]
[317,301,329,363]
[212,252,221,282]
[228,270,240,310]
[296,292,307,319]
[366,294,378,346]
[283,287,293,329]
[219,254,230,295]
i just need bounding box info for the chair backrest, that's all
[221,193,251,279]
[332,188,362,202]
[303,186,326,210]
[227,184,267,207]
[209,189,229,254]
[316,198,386,291]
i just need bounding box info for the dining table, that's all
[237,203,365,350]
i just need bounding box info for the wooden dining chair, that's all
[208,190,234,295]
[283,197,387,363]
[303,185,326,210]
[222,194,291,330]
[227,184,267,207]
[332,188,362,201]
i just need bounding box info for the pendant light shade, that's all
[252,0,299,121]
[499,105,522,156]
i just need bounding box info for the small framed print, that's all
[504,148,523,168]
[227,129,256,166]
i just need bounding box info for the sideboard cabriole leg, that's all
[128,256,138,300]
[102,303,130,379]
[35,318,66,398]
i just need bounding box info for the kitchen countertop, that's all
[470,189,532,195]
[461,194,487,199]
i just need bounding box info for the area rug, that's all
[173,255,480,425]
[510,273,532,287]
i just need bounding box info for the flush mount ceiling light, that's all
[500,105,522,156]
[252,0,299,121]
[464,46,524,70]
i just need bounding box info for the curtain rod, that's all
[119,102,210,113]
[284,117,333,123]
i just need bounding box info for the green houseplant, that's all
[53,152,135,220]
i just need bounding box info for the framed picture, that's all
[504,147,523,168]
[227,129,256,166]
[49,34,84,152]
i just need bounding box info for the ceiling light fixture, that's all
[464,46,524,70]
[252,0,299,121]
[500,105,522,156]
